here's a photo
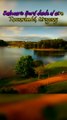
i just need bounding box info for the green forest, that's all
[24,39,67,50]
[0,40,8,46]
[0,39,67,50]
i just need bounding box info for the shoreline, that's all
[31,48,66,51]
[0,46,67,52]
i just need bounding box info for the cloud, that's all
[5,27,24,35]
[0,34,52,41]
[23,34,54,39]
[0,26,67,41]
[0,27,24,37]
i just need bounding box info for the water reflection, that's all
[34,50,67,57]
[34,50,67,64]
[0,47,67,78]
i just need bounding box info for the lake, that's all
[0,47,67,78]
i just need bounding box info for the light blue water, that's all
[0,47,67,73]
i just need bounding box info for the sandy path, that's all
[13,74,67,93]
[0,94,67,120]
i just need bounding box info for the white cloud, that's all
[0,27,24,37]
[23,34,54,38]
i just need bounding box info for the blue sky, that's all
[17,0,67,12]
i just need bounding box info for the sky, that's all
[0,0,67,26]
[0,27,67,41]
[0,0,67,41]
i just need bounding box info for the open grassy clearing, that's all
[43,60,67,77]
[45,60,67,69]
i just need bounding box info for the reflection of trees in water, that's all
[34,50,67,57]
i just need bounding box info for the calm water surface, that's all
[0,47,67,77]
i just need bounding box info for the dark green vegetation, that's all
[15,55,67,79]
[7,41,25,47]
[3,39,67,50]
[0,114,7,120]
[0,60,67,88]
[24,39,67,50]
[42,103,67,120]
[0,40,24,47]
[37,60,67,93]
[34,50,67,57]
[0,40,8,46]
[0,77,38,87]
[15,56,44,79]
[47,81,67,93]
[35,60,67,79]
[33,60,43,67]
[38,81,67,94]
[42,105,57,120]
[44,60,67,77]
[15,55,36,78]
[0,88,19,94]
[38,85,47,93]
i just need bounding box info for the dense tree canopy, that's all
[0,40,8,46]
[24,39,67,50]
[15,55,35,78]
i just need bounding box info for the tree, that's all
[15,55,35,78]
[35,66,45,79]
[0,40,8,46]
[38,85,47,93]
[33,60,43,67]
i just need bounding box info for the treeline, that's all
[0,40,8,46]
[8,41,25,47]
[0,40,25,47]
[24,39,67,50]
[0,39,67,50]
